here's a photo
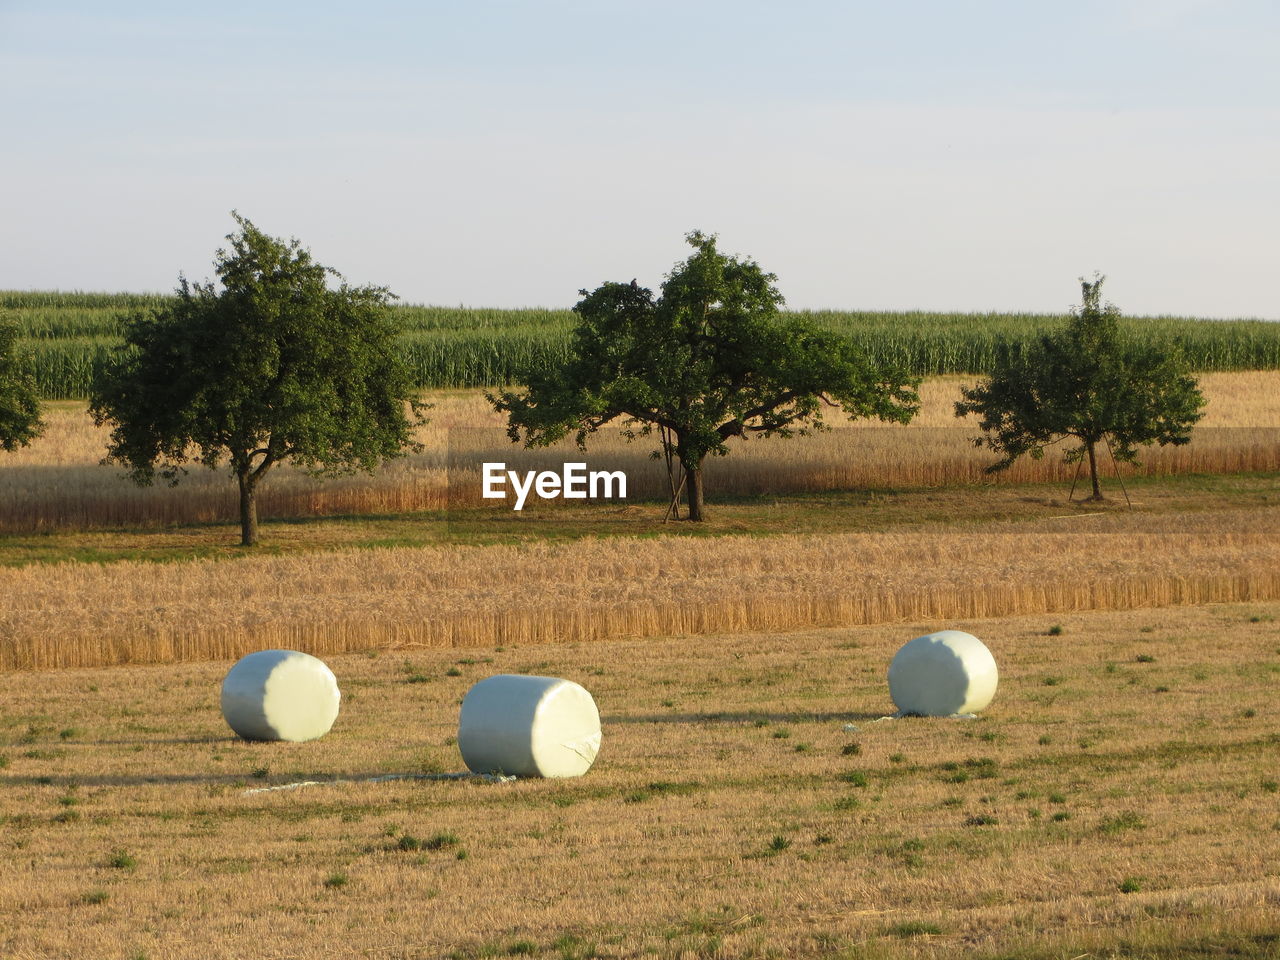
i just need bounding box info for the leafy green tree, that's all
[491,231,920,521]
[91,214,425,545]
[955,276,1205,500]
[0,313,43,451]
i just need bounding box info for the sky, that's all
[1,0,1277,317]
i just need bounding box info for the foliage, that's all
[490,231,919,519]
[9,289,1280,399]
[0,313,43,451]
[89,214,425,545]
[955,276,1206,499]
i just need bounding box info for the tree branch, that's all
[737,390,801,425]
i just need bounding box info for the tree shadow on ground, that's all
[68,736,227,746]
[604,710,890,725]
[1,770,479,789]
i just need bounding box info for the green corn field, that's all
[4,291,1278,399]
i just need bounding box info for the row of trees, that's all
[0,218,1206,545]
[495,236,1204,515]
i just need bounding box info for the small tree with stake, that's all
[490,231,920,521]
[0,312,43,452]
[91,214,425,546]
[955,276,1205,501]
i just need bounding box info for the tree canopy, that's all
[491,231,920,520]
[955,276,1205,500]
[90,214,425,545]
[0,313,43,453]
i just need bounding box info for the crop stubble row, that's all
[4,516,1279,670]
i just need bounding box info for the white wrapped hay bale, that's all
[220,650,341,742]
[458,675,601,778]
[888,630,998,716]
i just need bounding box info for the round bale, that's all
[888,630,998,716]
[220,650,341,742]
[458,675,601,778]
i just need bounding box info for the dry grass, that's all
[4,373,1278,531]
[4,504,1280,671]
[1,604,1278,958]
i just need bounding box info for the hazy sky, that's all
[2,1,1277,317]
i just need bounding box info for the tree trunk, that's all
[686,460,706,522]
[238,471,259,546]
[1086,439,1102,500]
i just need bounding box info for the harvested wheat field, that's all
[1,603,1278,959]
[4,372,1278,531]
[4,500,1280,671]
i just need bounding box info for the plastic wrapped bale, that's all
[220,650,342,742]
[888,630,998,716]
[458,675,601,778]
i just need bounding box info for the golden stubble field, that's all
[2,604,1278,959]
[3,369,1279,958]
[4,372,1278,531]
[4,506,1280,671]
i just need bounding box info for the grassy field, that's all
[1,604,1278,959]
[3,373,1278,534]
[3,300,1278,957]
[6,290,1280,398]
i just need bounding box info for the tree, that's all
[91,214,425,545]
[0,312,43,452]
[490,231,920,521]
[955,276,1205,501]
